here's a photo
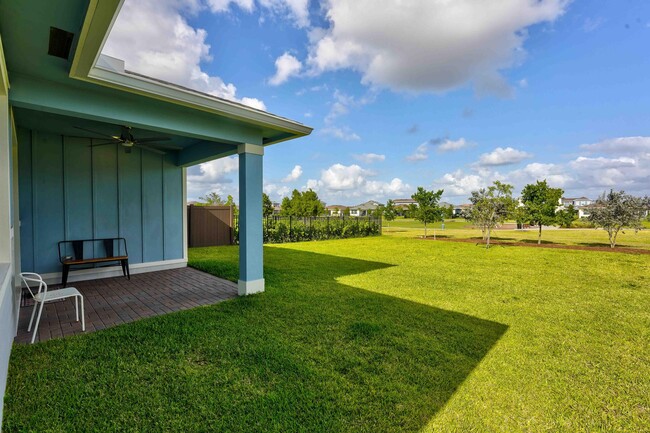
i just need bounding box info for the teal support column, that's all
[237,143,264,295]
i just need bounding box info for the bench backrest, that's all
[58,238,128,262]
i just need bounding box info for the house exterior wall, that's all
[18,128,184,277]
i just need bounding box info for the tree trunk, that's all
[609,228,618,248]
[538,224,542,245]
[486,227,491,248]
[424,222,427,238]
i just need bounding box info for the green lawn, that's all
[385,218,650,250]
[4,236,650,432]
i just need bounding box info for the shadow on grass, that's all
[518,239,557,245]
[576,241,629,248]
[4,247,507,433]
[468,236,517,242]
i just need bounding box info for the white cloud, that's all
[186,156,239,200]
[268,52,303,86]
[264,182,291,198]
[353,153,385,164]
[406,143,429,162]
[258,0,310,28]
[435,170,489,197]
[206,0,254,12]
[580,136,650,157]
[306,0,567,94]
[436,138,471,153]
[477,147,533,166]
[321,126,361,141]
[104,0,266,110]
[282,165,303,182]
[506,162,572,188]
[320,164,370,190]
[308,163,410,201]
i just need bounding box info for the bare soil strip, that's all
[423,237,650,255]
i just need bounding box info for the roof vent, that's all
[48,27,74,60]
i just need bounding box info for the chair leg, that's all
[31,301,45,344]
[80,295,85,332]
[75,296,79,321]
[27,301,39,332]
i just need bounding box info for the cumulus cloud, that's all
[407,137,471,161]
[321,126,361,141]
[206,0,254,12]
[186,156,239,200]
[435,170,488,196]
[268,52,303,85]
[436,138,472,153]
[306,0,567,94]
[353,153,385,164]
[580,136,650,157]
[406,143,429,162]
[282,165,303,182]
[307,163,410,200]
[264,182,291,198]
[104,0,266,110]
[477,147,533,166]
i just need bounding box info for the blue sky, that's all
[103,0,650,205]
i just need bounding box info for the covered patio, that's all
[14,268,237,344]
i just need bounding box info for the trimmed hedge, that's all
[235,216,382,244]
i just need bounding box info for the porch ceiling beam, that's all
[176,141,237,167]
[8,73,264,145]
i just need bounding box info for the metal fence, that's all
[235,215,382,244]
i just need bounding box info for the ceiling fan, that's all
[74,125,182,154]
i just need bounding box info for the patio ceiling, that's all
[0,0,312,167]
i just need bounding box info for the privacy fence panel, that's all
[187,205,234,247]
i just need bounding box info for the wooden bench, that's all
[58,238,130,286]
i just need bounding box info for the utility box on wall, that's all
[187,205,234,247]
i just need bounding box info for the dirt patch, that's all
[422,237,650,255]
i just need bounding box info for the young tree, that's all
[467,181,517,247]
[406,203,418,219]
[198,192,224,206]
[520,180,563,244]
[411,187,444,238]
[556,204,578,228]
[279,189,325,217]
[588,190,649,248]
[262,193,274,218]
[443,204,454,220]
[383,199,397,229]
[225,194,238,217]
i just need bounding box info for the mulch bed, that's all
[422,237,650,255]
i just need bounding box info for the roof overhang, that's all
[69,0,311,146]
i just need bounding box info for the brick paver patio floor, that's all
[15,267,237,344]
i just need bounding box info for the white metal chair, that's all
[19,272,85,344]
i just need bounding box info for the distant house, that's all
[561,197,593,207]
[560,196,593,218]
[272,202,282,215]
[350,200,382,217]
[453,204,472,217]
[392,198,416,210]
[326,205,348,216]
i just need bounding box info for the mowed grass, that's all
[4,236,650,432]
[385,218,650,250]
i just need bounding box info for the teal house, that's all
[0,0,311,422]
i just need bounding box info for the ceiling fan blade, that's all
[134,137,172,144]
[136,144,166,155]
[74,126,119,140]
[89,142,117,147]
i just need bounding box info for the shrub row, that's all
[235,216,381,244]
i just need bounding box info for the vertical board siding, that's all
[63,137,93,242]
[17,128,33,271]
[141,150,164,263]
[18,128,184,274]
[32,132,65,273]
[92,142,119,240]
[118,148,143,263]
[163,154,183,260]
